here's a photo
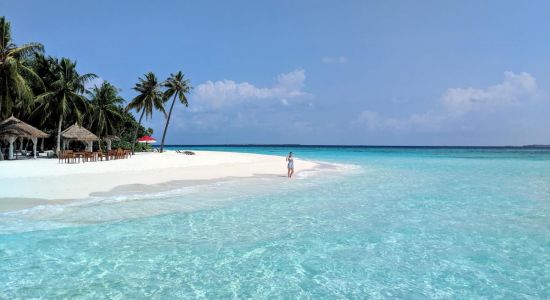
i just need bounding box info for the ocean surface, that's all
[1,146,549,299]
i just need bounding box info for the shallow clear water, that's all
[1,147,549,299]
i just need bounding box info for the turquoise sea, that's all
[1,146,549,299]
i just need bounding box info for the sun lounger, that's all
[175,150,195,155]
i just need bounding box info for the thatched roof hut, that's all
[61,123,98,141]
[0,116,49,160]
[61,123,98,152]
[0,116,49,139]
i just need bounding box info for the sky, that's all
[3,0,550,145]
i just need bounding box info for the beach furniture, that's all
[59,150,77,164]
[96,151,106,161]
[176,150,195,155]
[107,149,116,160]
[73,151,85,163]
[113,148,124,159]
[83,151,96,162]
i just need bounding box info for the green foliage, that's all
[0,16,44,119]
[33,58,96,123]
[32,57,97,152]
[87,81,123,138]
[126,72,165,120]
[1,16,186,153]
[126,72,165,152]
[110,105,151,150]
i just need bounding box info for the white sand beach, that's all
[0,151,319,203]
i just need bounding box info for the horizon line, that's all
[159,144,550,148]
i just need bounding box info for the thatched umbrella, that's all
[61,123,99,152]
[0,116,49,159]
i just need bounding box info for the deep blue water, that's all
[1,146,549,299]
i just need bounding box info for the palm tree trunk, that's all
[56,115,63,156]
[160,94,177,153]
[98,135,103,153]
[131,109,146,154]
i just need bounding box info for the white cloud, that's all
[443,71,536,115]
[322,56,347,64]
[193,69,307,108]
[357,71,538,133]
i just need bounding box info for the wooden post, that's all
[31,137,38,159]
[8,136,16,160]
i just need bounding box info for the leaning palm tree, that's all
[87,81,123,150]
[0,17,44,118]
[159,71,191,153]
[33,58,97,154]
[126,72,165,153]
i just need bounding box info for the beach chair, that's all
[107,150,116,160]
[96,151,106,161]
[84,152,95,162]
[59,150,76,164]
[116,148,124,159]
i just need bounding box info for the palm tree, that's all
[159,71,191,153]
[126,72,165,153]
[0,17,44,119]
[87,81,123,150]
[33,58,97,154]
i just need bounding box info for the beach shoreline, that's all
[0,150,321,211]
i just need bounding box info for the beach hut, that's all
[61,123,98,152]
[0,116,49,159]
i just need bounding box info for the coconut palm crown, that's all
[33,57,97,153]
[126,72,165,153]
[0,16,44,118]
[159,71,191,153]
[87,81,124,142]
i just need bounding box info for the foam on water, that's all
[0,162,354,234]
[1,147,549,298]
